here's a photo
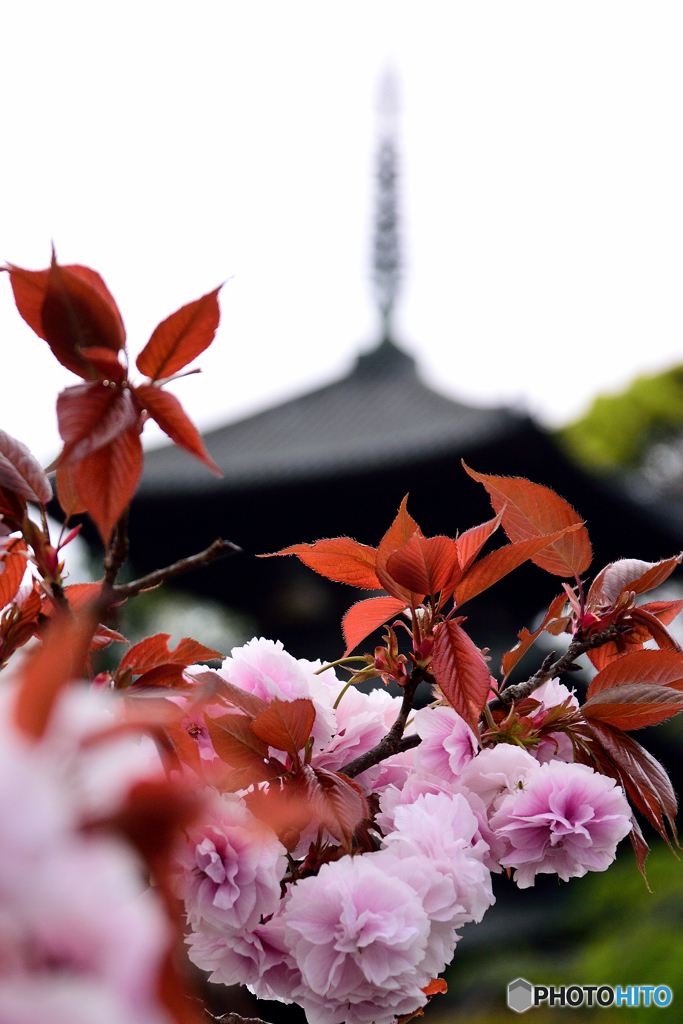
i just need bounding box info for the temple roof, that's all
[138,340,525,497]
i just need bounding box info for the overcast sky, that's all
[3,2,683,465]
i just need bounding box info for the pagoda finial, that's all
[372,69,401,343]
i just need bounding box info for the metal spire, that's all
[373,70,401,343]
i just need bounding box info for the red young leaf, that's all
[453,527,582,607]
[0,429,52,505]
[640,599,683,626]
[432,620,491,734]
[630,607,683,653]
[583,683,683,730]
[585,719,677,842]
[0,539,28,609]
[120,634,222,674]
[129,665,193,690]
[501,593,568,678]
[587,649,683,699]
[259,537,381,590]
[57,382,139,465]
[588,555,682,607]
[205,712,269,770]
[9,258,125,377]
[13,611,96,740]
[455,512,503,573]
[56,463,87,517]
[74,423,143,545]
[463,463,592,577]
[90,623,128,650]
[300,765,368,852]
[375,495,424,601]
[251,698,317,756]
[136,286,222,381]
[342,595,407,656]
[422,979,448,997]
[134,385,221,476]
[386,535,459,598]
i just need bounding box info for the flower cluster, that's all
[174,639,633,1024]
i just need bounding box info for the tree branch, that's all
[108,538,241,602]
[104,508,130,586]
[343,668,427,778]
[487,624,627,712]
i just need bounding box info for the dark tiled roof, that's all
[138,340,524,496]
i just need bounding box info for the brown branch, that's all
[107,538,241,602]
[343,668,428,778]
[487,625,627,712]
[104,508,130,586]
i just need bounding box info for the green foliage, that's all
[558,365,683,469]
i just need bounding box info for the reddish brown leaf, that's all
[629,815,651,885]
[128,665,191,690]
[245,778,314,850]
[386,535,459,598]
[454,527,581,607]
[259,537,382,590]
[120,633,222,674]
[56,382,139,465]
[463,463,592,577]
[0,484,26,531]
[80,346,127,382]
[455,512,503,573]
[190,669,269,718]
[13,611,96,740]
[0,429,52,505]
[640,599,683,626]
[300,765,368,852]
[432,620,491,734]
[56,463,87,517]
[74,423,143,545]
[136,286,222,381]
[585,719,677,842]
[630,607,683,653]
[375,496,424,601]
[587,648,683,699]
[0,539,27,609]
[588,556,682,607]
[342,595,407,656]
[12,257,126,377]
[251,698,317,756]
[501,593,568,678]
[583,683,683,730]
[134,385,221,476]
[205,712,269,770]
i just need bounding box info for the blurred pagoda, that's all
[127,75,683,662]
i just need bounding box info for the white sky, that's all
[3,1,683,465]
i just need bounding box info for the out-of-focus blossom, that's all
[0,686,171,1024]
[174,794,286,933]
[490,760,632,887]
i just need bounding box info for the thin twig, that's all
[109,538,241,601]
[487,625,626,712]
[343,668,427,778]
